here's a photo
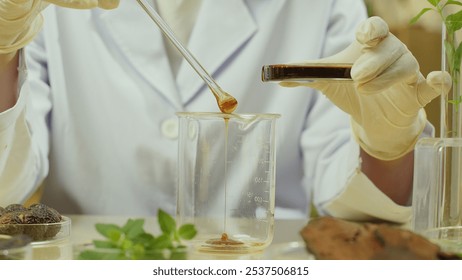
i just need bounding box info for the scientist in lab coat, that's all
[0,0,451,221]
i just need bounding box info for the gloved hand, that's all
[281,16,452,161]
[0,0,119,60]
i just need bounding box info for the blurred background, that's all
[25,0,446,206]
[365,0,443,135]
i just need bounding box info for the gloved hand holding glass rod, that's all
[0,0,119,58]
[0,1,448,222]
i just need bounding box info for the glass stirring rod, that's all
[136,0,238,114]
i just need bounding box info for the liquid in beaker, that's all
[176,112,280,254]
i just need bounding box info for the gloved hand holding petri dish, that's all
[263,16,452,161]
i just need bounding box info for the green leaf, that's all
[77,249,126,260]
[131,243,145,258]
[121,239,133,250]
[409,8,434,24]
[122,219,145,239]
[95,224,123,242]
[132,232,156,247]
[158,209,176,235]
[92,240,116,249]
[95,223,121,238]
[447,95,462,112]
[444,0,462,8]
[445,40,456,74]
[81,209,197,260]
[178,224,197,240]
[427,0,441,7]
[454,42,462,73]
[446,10,462,33]
[151,233,172,249]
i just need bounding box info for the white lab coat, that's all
[0,0,412,220]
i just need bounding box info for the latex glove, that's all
[0,0,119,58]
[281,16,452,160]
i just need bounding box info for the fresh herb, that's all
[410,0,462,82]
[77,209,197,260]
[410,1,462,116]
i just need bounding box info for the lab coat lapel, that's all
[93,1,182,109]
[176,0,257,105]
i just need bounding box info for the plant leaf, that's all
[92,240,116,249]
[151,233,172,249]
[444,0,462,8]
[446,10,462,32]
[95,223,122,239]
[78,249,126,260]
[158,209,176,235]
[121,239,133,250]
[178,224,197,240]
[428,0,441,7]
[132,232,156,247]
[444,40,456,74]
[454,42,462,74]
[81,208,197,260]
[448,98,461,112]
[410,8,434,24]
[122,219,145,239]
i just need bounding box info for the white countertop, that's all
[31,215,312,260]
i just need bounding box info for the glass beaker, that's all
[176,112,280,254]
[412,138,462,253]
[411,12,462,254]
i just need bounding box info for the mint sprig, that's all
[77,209,197,260]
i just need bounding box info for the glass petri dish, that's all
[0,234,32,260]
[0,216,72,260]
[423,226,462,254]
[264,241,315,260]
[0,215,71,243]
[261,63,353,82]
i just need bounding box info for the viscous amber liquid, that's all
[206,232,244,246]
[204,117,246,249]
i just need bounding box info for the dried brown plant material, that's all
[0,203,62,241]
[300,216,459,260]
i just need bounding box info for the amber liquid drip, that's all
[223,117,229,235]
[204,117,244,248]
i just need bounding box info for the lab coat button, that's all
[161,118,179,139]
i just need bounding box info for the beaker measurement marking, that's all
[254,177,267,183]
[254,196,267,203]
[247,193,269,203]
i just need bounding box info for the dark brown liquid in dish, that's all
[261,64,352,82]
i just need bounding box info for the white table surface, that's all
[32,215,312,260]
